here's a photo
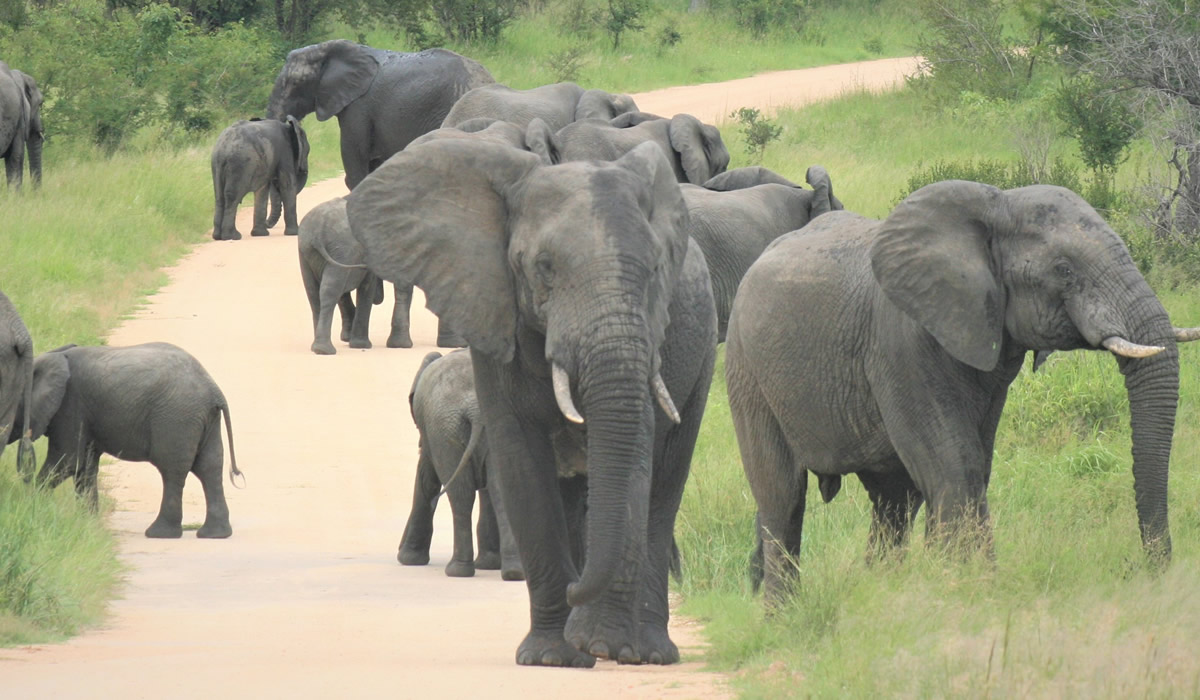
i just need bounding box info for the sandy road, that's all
[0,57,917,699]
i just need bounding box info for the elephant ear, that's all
[524,118,561,165]
[23,352,69,441]
[286,115,308,171]
[704,166,798,191]
[805,165,837,217]
[575,89,636,121]
[346,139,542,362]
[316,41,380,121]
[15,70,42,136]
[668,114,730,184]
[870,180,1006,372]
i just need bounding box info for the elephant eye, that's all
[1054,262,1074,280]
[535,253,555,286]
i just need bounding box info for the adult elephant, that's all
[0,291,35,476]
[211,116,309,240]
[525,113,729,185]
[267,41,494,190]
[442,81,638,132]
[726,180,1200,603]
[347,140,717,667]
[685,165,842,341]
[0,62,43,189]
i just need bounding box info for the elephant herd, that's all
[4,38,1199,671]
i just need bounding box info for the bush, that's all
[731,106,781,164]
[898,156,1085,203]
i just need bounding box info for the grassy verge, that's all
[677,86,1200,696]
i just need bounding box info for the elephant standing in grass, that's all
[398,351,523,580]
[0,291,35,476]
[524,113,730,185]
[9,343,243,539]
[211,117,309,240]
[299,197,415,354]
[726,181,1200,603]
[442,82,638,132]
[267,41,494,191]
[685,165,842,340]
[347,140,716,666]
[0,62,43,189]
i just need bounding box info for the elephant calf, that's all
[10,342,244,538]
[211,116,309,240]
[398,351,522,579]
[299,197,415,354]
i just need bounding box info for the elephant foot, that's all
[196,520,233,539]
[474,551,501,570]
[250,228,270,237]
[340,329,352,343]
[283,227,299,236]
[216,230,242,241]
[145,520,183,539]
[348,337,373,350]
[436,336,468,348]
[501,564,526,582]
[386,333,414,349]
[565,603,640,664]
[445,559,476,577]
[397,546,430,566]
[517,631,596,668]
[635,623,680,665]
[311,340,337,356]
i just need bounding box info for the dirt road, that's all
[0,57,917,698]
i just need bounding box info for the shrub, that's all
[731,107,781,164]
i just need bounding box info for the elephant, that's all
[398,350,523,580]
[8,342,244,538]
[524,112,730,185]
[299,197,416,354]
[211,116,309,240]
[441,81,639,133]
[0,62,43,190]
[408,117,528,150]
[725,180,1200,603]
[0,290,35,475]
[267,41,494,191]
[346,139,717,667]
[683,164,842,341]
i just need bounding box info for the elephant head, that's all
[347,139,690,604]
[13,70,42,185]
[870,180,1200,559]
[703,164,843,219]
[409,118,528,151]
[575,89,639,121]
[0,291,35,478]
[267,40,380,122]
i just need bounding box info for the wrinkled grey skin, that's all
[685,165,842,341]
[0,62,43,190]
[525,113,730,185]
[727,181,1196,603]
[398,351,524,580]
[211,117,309,240]
[0,291,35,477]
[442,81,638,133]
[299,197,415,354]
[9,343,243,539]
[409,117,528,150]
[268,41,494,191]
[347,140,716,667]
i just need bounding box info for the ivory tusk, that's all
[652,372,682,425]
[1174,326,1200,343]
[552,363,584,424]
[1101,336,1165,358]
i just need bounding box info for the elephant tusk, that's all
[1102,336,1165,358]
[1173,326,1200,343]
[552,363,584,424]
[652,372,682,425]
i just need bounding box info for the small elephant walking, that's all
[398,351,522,579]
[211,116,309,240]
[9,342,244,539]
[0,61,43,189]
[298,197,415,354]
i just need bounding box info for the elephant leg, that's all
[218,188,242,240]
[348,278,374,350]
[857,462,924,559]
[192,423,232,538]
[559,475,588,571]
[281,183,300,237]
[37,440,70,490]
[312,272,348,355]
[436,318,468,348]
[485,460,525,581]
[71,442,102,513]
[340,127,371,191]
[5,147,23,189]
[474,488,502,570]
[145,462,187,539]
[398,449,439,565]
[387,282,414,349]
[250,185,270,236]
[337,293,356,343]
[444,482,477,577]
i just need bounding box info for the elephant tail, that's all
[220,400,245,488]
[437,419,483,498]
[16,338,36,481]
[266,182,282,228]
[314,228,369,271]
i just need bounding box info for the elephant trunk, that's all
[17,342,34,481]
[26,129,42,187]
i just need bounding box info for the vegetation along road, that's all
[0,57,917,698]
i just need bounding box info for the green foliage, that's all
[546,44,587,82]
[1054,75,1139,176]
[430,0,521,43]
[731,107,781,164]
[898,155,1083,201]
[912,0,1037,100]
[603,0,647,49]
[712,0,811,39]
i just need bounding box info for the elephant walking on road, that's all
[9,342,244,539]
[0,62,43,190]
[726,180,1200,603]
[211,117,309,240]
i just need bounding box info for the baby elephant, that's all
[298,197,414,354]
[9,342,243,538]
[211,116,309,240]
[398,351,522,579]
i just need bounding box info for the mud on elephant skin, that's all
[0,62,43,190]
[442,81,638,133]
[398,351,524,580]
[211,116,309,240]
[299,197,416,354]
[726,180,1200,603]
[9,342,244,539]
[347,139,717,667]
[267,41,494,191]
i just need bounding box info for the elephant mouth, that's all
[550,361,680,426]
